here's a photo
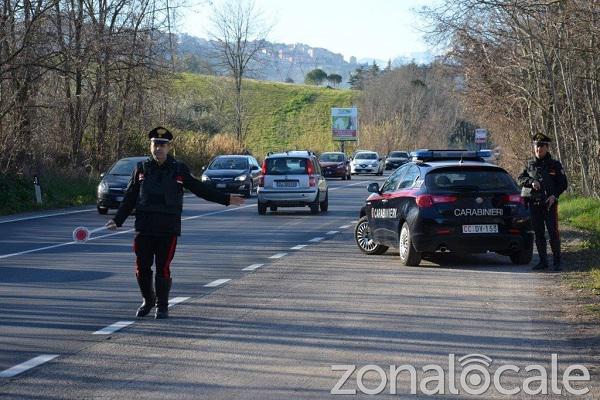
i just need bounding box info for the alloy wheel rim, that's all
[356,221,377,252]
[399,226,409,259]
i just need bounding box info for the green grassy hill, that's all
[172,73,358,157]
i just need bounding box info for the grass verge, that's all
[558,196,600,315]
[0,174,98,216]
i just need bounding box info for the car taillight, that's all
[502,194,524,205]
[309,176,316,187]
[416,195,457,208]
[306,160,315,175]
[261,160,267,175]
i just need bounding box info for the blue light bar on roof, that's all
[410,149,492,161]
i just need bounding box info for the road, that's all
[0,174,598,398]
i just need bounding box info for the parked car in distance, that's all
[318,152,351,180]
[97,156,148,214]
[350,151,384,175]
[201,155,261,198]
[385,151,410,170]
[257,151,328,215]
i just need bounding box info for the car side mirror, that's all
[100,172,105,178]
[251,165,259,171]
[367,182,380,193]
[379,158,383,162]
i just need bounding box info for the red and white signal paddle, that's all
[72,226,108,243]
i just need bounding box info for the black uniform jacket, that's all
[113,155,230,236]
[517,153,568,200]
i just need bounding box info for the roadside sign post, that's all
[474,128,488,150]
[332,107,358,153]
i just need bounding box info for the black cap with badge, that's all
[148,126,173,143]
[532,132,551,145]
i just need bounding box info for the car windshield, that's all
[109,159,139,176]
[389,152,408,158]
[265,157,308,175]
[209,157,248,170]
[320,153,344,162]
[426,168,518,193]
[355,153,377,160]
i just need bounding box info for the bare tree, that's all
[208,0,269,144]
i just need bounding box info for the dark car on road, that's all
[318,152,351,180]
[385,151,410,170]
[97,156,147,214]
[201,155,261,198]
[354,149,533,266]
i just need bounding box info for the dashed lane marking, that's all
[242,263,264,271]
[0,355,59,378]
[93,321,135,335]
[204,279,231,288]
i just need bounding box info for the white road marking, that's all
[269,252,288,259]
[309,237,324,242]
[326,230,339,235]
[350,220,359,223]
[168,297,190,308]
[0,355,59,378]
[93,321,135,335]
[242,263,264,271]
[0,209,94,225]
[204,279,231,287]
[339,224,351,229]
[290,244,308,250]
[0,204,256,260]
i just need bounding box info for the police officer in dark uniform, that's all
[105,127,245,319]
[517,133,568,271]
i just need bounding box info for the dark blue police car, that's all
[354,150,533,266]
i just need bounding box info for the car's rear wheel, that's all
[320,192,328,212]
[258,202,267,215]
[398,222,421,266]
[510,242,533,265]
[355,216,388,255]
[97,206,108,215]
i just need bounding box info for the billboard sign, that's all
[332,107,358,141]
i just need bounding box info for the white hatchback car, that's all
[257,151,329,215]
[350,151,384,175]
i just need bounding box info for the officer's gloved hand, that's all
[532,180,541,190]
[105,219,118,231]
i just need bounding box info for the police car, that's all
[354,150,533,266]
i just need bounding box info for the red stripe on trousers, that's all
[164,236,177,279]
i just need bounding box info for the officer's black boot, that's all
[154,277,171,319]
[551,240,562,271]
[136,273,156,317]
[532,238,549,270]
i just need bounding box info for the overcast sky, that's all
[179,0,441,61]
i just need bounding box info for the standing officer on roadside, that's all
[105,127,245,319]
[517,133,568,271]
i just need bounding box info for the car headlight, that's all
[201,174,210,182]
[235,175,247,181]
[97,182,109,194]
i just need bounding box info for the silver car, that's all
[350,151,384,175]
[257,151,329,215]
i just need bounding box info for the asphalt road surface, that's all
[1,174,598,399]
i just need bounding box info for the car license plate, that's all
[462,224,498,234]
[276,180,298,188]
[216,183,226,188]
[115,196,123,202]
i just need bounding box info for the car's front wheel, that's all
[398,222,421,266]
[355,216,388,255]
[244,182,253,198]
